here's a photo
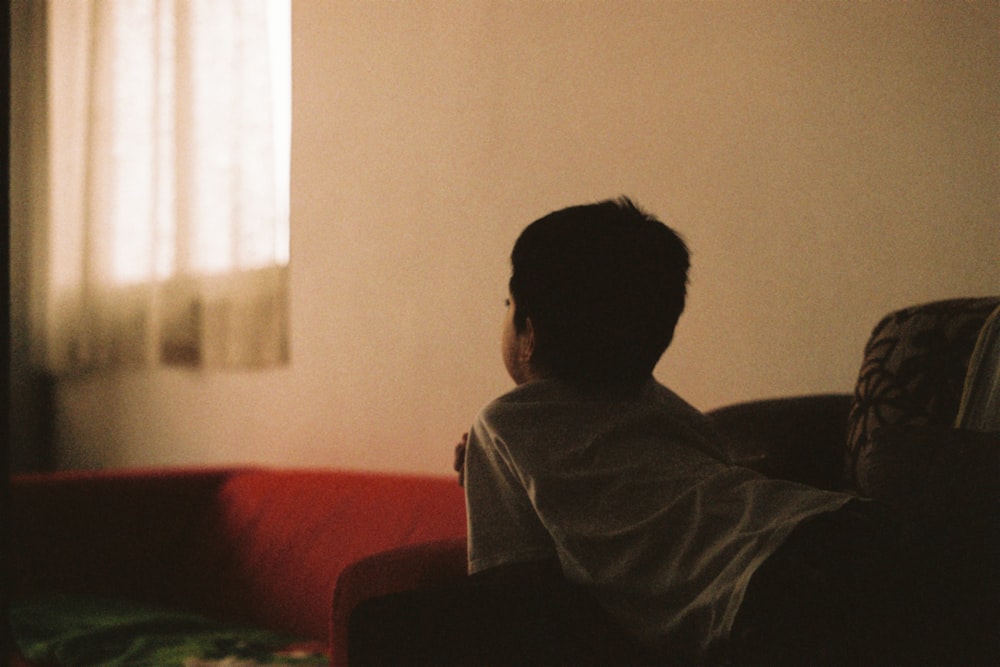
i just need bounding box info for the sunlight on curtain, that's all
[33,0,291,373]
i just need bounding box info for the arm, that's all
[464,420,559,574]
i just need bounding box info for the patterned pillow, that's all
[845,296,1000,491]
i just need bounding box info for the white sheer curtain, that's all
[29,0,291,373]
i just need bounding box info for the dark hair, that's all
[509,197,689,386]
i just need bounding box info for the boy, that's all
[457,198,999,665]
[460,197,865,663]
[353,198,992,665]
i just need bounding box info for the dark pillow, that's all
[857,423,999,530]
[845,297,1000,490]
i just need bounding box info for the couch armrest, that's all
[707,394,852,491]
[331,538,467,667]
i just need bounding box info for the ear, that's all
[519,317,536,362]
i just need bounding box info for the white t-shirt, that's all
[464,378,855,658]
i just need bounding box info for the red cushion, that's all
[177,470,467,641]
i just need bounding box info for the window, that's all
[26,0,291,372]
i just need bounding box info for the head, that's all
[505,197,689,387]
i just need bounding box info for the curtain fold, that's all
[27,0,290,374]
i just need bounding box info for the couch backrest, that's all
[709,394,853,491]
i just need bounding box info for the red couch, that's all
[9,467,468,666]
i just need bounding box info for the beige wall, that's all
[48,1,999,474]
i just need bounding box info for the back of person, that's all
[465,377,854,659]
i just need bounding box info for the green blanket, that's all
[11,596,329,667]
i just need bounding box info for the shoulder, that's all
[474,378,721,458]
[645,381,718,430]
[476,378,705,425]
[642,381,730,459]
[472,381,575,455]
[477,379,577,424]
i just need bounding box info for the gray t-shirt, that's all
[464,378,854,658]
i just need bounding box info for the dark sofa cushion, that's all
[708,394,852,491]
[845,296,1000,490]
[856,423,1000,529]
